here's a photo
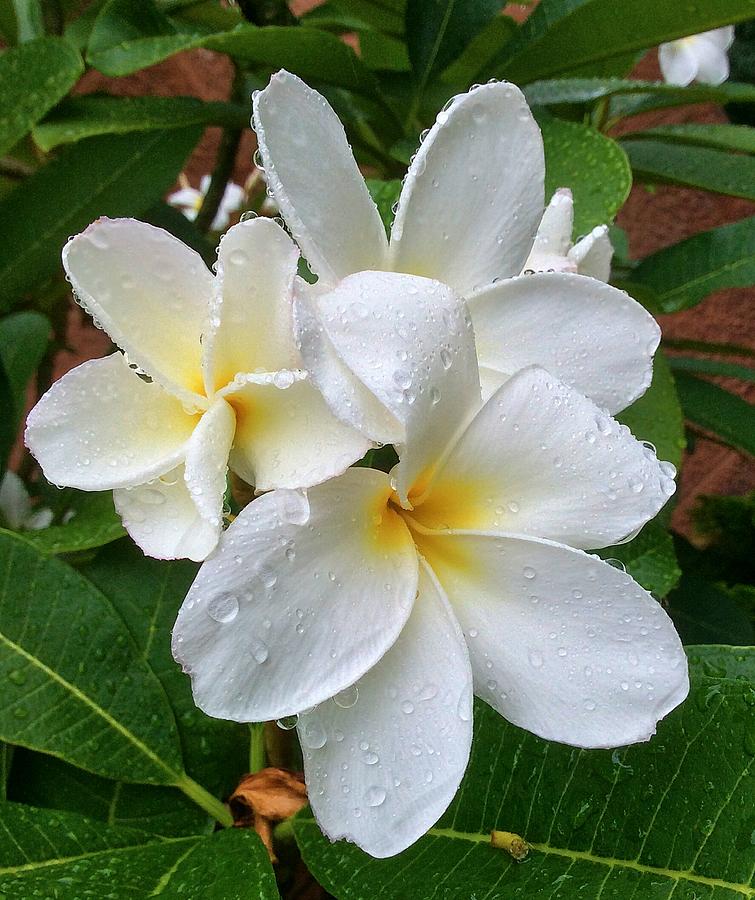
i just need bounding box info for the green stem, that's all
[196,67,245,234]
[176,774,233,827]
[249,722,266,774]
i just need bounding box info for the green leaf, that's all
[81,540,248,798]
[487,0,755,84]
[631,217,755,314]
[667,577,754,646]
[405,0,501,84]
[88,0,377,94]
[0,804,278,898]
[0,358,12,480]
[302,0,405,36]
[32,95,248,151]
[675,372,755,457]
[523,76,755,108]
[9,749,212,837]
[12,0,43,42]
[22,490,125,554]
[599,521,681,598]
[623,140,755,201]
[0,37,83,156]
[440,15,516,85]
[0,126,200,310]
[366,177,402,234]
[0,312,49,417]
[296,653,755,899]
[360,29,410,72]
[0,530,185,785]
[617,351,686,469]
[669,356,755,383]
[685,644,755,680]
[623,124,755,155]
[538,115,631,235]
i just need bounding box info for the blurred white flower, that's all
[522,187,613,282]
[659,27,735,86]
[25,217,369,561]
[168,175,246,230]
[0,472,52,531]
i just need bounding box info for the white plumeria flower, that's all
[659,26,735,86]
[172,282,687,858]
[522,187,613,282]
[168,175,246,231]
[25,216,369,561]
[252,71,660,415]
[0,472,53,531]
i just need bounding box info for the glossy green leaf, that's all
[599,521,681,598]
[360,29,410,72]
[675,372,755,457]
[0,37,83,156]
[302,0,405,36]
[296,653,755,899]
[88,0,377,94]
[631,217,755,313]
[667,578,754,646]
[0,530,185,785]
[487,0,755,84]
[669,356,755,383]
[366,177,402,234]
[539,115,631,235]
[524,76,755,108]
[0,804,278,898]
[0,312,49,420]
[22,490,125,554]
[12,0,43,42]
[617,352,686,469]
[405,0,501,84]
[32,95,248,151]
[0,127,200,310]
[623,140,755,201]
[686,644,755,680]
[440,15,516,85]
[10,750,212,837]
[623,124,755,155]
[82,541,248,798]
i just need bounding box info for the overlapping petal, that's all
[659,40,700,86]
[467,272,659,412]
[692,34,731,85]
[184,398,235,529]
[171,468,419,722]
[63,218,213,404]
[203,218,300,393]
[252,71,388,285]
[225,374,371,491]
[418,530,688,748]
[568,225,613,282]
[25,354,199,491]
[523,187,575,274]
[298,561,472,858]
[295,270,480,504]
[389,82,544,295]
[410,367,674,549]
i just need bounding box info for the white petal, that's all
[167,188,202,209]
[299,560,472,858]
[184,398,235,527]
[700,25,735,50]
[422,531,688,748]
[203,218,300,394]
[389,82,544,296]
[172,468,419,721]
[25,354,199,491]
[295,270,480,503]
[252,71,388,285]
[0,472,32,530]
[411,367,675,550]
[63,219,212,404]
[225,374,371,491]
[568,225,613,282]
[467,271,659,413]
[691,35,731,85]
[659,41,699,86]
[522,187,575,273]
[114,465,220,562]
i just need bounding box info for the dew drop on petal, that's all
[365,786,386,807]
[276,714,299,731]
[207,593,239,624]
[333,685,359,709]
[300,720,327,750]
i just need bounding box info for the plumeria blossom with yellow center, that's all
[522,187,613,282]
[167,174,246,231]
[172,280,688,859]
[253,70,660,413]
[659,26,735,87]
[25,216,370,561]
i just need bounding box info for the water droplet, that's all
[365,786,386,807]
[401,700,415,714]
[207,593,239,624]
[440,348,452,370]
[8,670,26,686]
[300,719,327,749]
[250,639,268,664]
[528,649,544,668]
[583,699,596,711]
[276,714,299,730]
[277,490,309,525]
[523,566,536,580]
[334,685,359,708]
[363,750,379,765]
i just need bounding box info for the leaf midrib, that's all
[656,254,755,304]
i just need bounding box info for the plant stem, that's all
[176,774,234,827]
[196,67,245,234]
[249,722,266,773]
